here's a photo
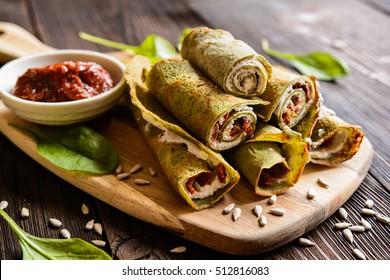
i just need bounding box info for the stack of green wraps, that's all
[125,55,240,210]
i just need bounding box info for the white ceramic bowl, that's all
[0,49,126,125]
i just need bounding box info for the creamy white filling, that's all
[311,130,347,159]
[187,176,227,199]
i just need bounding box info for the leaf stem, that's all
[261,39,297,60]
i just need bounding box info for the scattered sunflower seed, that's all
[85,219,95,230]
[338,207,348,220]
[298,237,315,246]
[114,164,123,174]
[253,205,263,218]
[223,203,235,214]
[334,222,352,229]
[60,229,71,239]
[259,215,267,226]
[364,199,374,209]
[94,223,103,235]
[134,178,150,185]
[353,248,366,260]
[268,194,277,205]
[375,213,390,224]
[0,200,8,210]
[360,218,372,231]
[268,208,286,216]
[317,177,331,188]
[232,208,241,221]
[81,203,89,215]
[148,167,157,177]
[117,172,130,180]
[361,208,377,216]
[348,225,365,232]
[342,228,354,244]
[91,240,106,248]
[130,163,142,174]
[170,246,187,253]
[20,207,29,218]
[307,187,316,199]
[49,218,62,228]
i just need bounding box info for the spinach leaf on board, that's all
[10,123,119,174]
[0,208,112,260]
[261,39,350,81]
[79,32,179,63]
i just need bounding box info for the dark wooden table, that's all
[1,0,389,260]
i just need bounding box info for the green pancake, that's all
[125,55,240,210]
[181,26,272,98]
[310,107,364,166]
[145,58,269,152]
[224,124,310,196]
[254,66,322,139]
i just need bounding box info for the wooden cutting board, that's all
[0,22,374,255]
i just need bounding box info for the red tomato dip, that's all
[13,61,114,102]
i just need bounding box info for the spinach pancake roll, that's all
[181,27,272,98]
[310,107,364,166]
[255,66,321,139]
[225,124,310,196]
[145,59,268,152]
[125,55,240,210]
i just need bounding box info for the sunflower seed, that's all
[49,218,62,228]
[117,172,130,180]
[361,208,377,216]
[81,203,89,215]
[193,181,202,192]
[334,222,352,229]
[338,207,348,220]
[259,215,267,226]
[375,213,390,224]
[268,207,286,216]
[223,203,235,214]
[342,228,354,244]
[307,187,316,199]
[20,207,29,218]
[170,246,187,253]
[317,177,330,188]
[60,229,71,239]
[253,205,262,217]
[298,237,315,246]
[0,200,8,210]
[268,194,277,205]
[360,218,372,231]
[94,223,103,235]
[364,199,374,209]
[348,225,365,232]
[148,167,157,177]
[114,164,123,174]
[134,178,150,185]
[353,248,366,260]
[232,208,241,221]
[85,219,95,230]
[91,240,106,247]
[130,163,142,174]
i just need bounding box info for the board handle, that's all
[0,21,54,63]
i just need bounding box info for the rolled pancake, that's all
[125,55,240,210]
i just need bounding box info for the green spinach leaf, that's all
[0,208,112,260]
[79,32,179,63]
[261,39,349,81]
[10,123,119,174]
[176,27,192,51]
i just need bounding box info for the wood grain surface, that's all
[1,0,389,260]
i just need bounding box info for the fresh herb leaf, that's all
[79,32,179,63]
[10,123,119,174]
[0,208,112,260]
[261,39,349,81]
